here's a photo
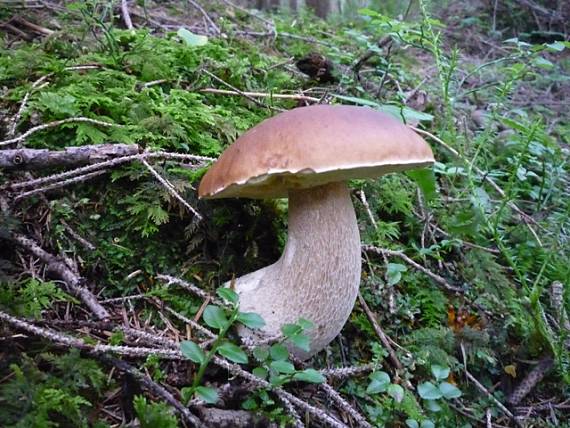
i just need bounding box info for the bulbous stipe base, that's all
[233,181,361,359]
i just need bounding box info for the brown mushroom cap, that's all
[199,105,434,199]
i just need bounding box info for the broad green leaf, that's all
[387,384,404,403]
[386,263,407,286]
[406,420,420,428]
[177,28,208,46]
[366,371,391,394]
[216,288,239,305]
[417,382,442,400]
[195,386,218,404]
[421,420,435,428]
[297,318,314,330]
[241,397,258,410]
[252,367,268,380]
[281,323,301,337]
[217,342,248,364]
[203,305,228,330]
[270,360,295,374]
[293,369,325,384]
[253,346,269,362]
[289,333,311,352]
[425,399,442,411]
[237,312,265,329]
[406,168,437,202]
[269,343,289,361]
[431,365,450,381]
[439,381,462,399]
[180,341,205,364]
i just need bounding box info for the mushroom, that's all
[199,105,434,359]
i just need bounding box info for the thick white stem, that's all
[234,181,361,359]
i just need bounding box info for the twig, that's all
[410,126,543,246]
[0,310,182,359]
[357,293,403,371]
[464,370,522,427]
[200,88,321,103]
[320,364,375,380]
[61,219,96,250]
[507,357,554,406]
[140,158,202,220]
[362,245,463,293]
[10,233,110,320]
[201,69,281,111]
[157,274,222,304]
[320,382,373,428]
[187,0,220,35]
[0,117,125,147]
[357,190,377,229]
[120,0,134,30]
[0,143,140,170]
[99,355,204,427]
[7,151,212,191]
[13,170,107,202]
[212,356,349,428]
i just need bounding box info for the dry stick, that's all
[10,234,110,320]
[0,310,182,359]
[14,170,107,201]
[200,88,321,103]
[320,364,375,380]
[464,370,522,427]
[410,126,543,246]
[212,356,349,428]
[362,245,463,293]
[7,64,103,138]
[320,382,373,428]
[120,0,134,30]
[187,0,220,35]
[157,274,222,305]
[357,293,403,371]
[8,76,50,138]
[140,158,202,220]
[99,355,205,427]
[201,69,282,111]
[7,151,212,191]
[0,143,140,170]
[0,117,125,147]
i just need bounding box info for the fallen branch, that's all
[362,245,463,293]
[141,158,202,220]
[0,144,140,170]
[100,355,204,427]
[13,170,108,202]
[187,0,220,35]
[358,293,403,371]
[200,88,321,103]
[464,369,522,427]
[120,0,134,30]
[9,234,110,320]
[0,117,125,147]
[6,151,213,192]
[507,357,554,406]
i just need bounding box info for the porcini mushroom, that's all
[199,105,434,359]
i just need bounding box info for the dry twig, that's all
[9,234,110,319]
[362,244,463,293]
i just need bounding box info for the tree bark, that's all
[0,144,139,170]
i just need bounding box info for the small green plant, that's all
[180,287,264,403]
[250,319,325,387]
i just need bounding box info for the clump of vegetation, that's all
[0,0,568,427]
